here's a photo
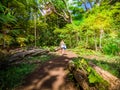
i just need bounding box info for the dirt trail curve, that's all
[15,50,78,90]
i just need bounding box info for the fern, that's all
[0,3,5,12]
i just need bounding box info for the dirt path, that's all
[15,50,79,90]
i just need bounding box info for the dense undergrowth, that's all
[72,48,120,78]
[0,63,36,90]
[0,46,119,90]
[71,59,109,90]
[0,54,55,90]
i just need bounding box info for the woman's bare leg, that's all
[61,49,64,55]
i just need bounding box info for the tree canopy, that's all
[0,0,120,55]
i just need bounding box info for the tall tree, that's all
[43,0,72,23]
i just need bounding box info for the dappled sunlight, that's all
[65,59,69,61]
[75,56,120,78]
[48,67,66,76]
[35,75,53,89]
[73,56,120,89]
[0,0,120,89]
[16,52,78,90]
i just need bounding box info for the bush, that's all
[0,64,36,90]
[103,39,120,55]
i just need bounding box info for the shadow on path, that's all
[16,51,78,90]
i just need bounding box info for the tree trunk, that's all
[3,37,6,48]
[68,35,72,48]
[85,35,88,48]
[84,3,88,11]
[88,0,93,8]
[68,61,89,90]
[68,61,120,90]
[34,14,37,47]
[95,0,99,5]
[99,29,103,49]
[74,70,89,90]
[94,34,97,51]
[2,27,6,48]
[8,49,49,63]
[76,32,79,46]
[68,11,72,23]
[89,62,120,90]
[61,0,72,23]
[79,0,88,11]
[0,49,49,69]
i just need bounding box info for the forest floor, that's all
[14,49,120,90]
[15,50,80,90]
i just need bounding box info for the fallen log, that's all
[31,50,49,56]
[89,62,120,90]
[73,69,89,90]
[0,48,49,70]
[68,60,120,90]
[8,49,49,63]
[68,61,90,90]
[11,60,42,65]
[54,47,61,52]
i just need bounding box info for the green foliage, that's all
[72,47,95,56]
[4,35,14,46]
[0,1,120,89]
[0,0,120,56]
[73,59,104,84]
[72,47,120,78]
[96,61,120,78]
[0,64,36,90]
[0,10,16,24]
[16,37,27,47]
[52,0,66,10]
[26,54,54,63]
[0,3,5,12]
[0,54,55,90]
[103,38,120,55]
[0,33,3,45]
[68,73,74,81]
[73,59,109,89]
[48,46,56,52]
[88,68,103,84]
[54,24,80,48]
[9,29,21,36]
[27,34,34,42]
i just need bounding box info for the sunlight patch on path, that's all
[20,67,68,90]
[15,50,78,90]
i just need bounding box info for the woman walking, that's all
[60,40,66,55]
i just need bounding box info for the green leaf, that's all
[0,3,6,12]
[87,67,91,73]
[88,73,98,83]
